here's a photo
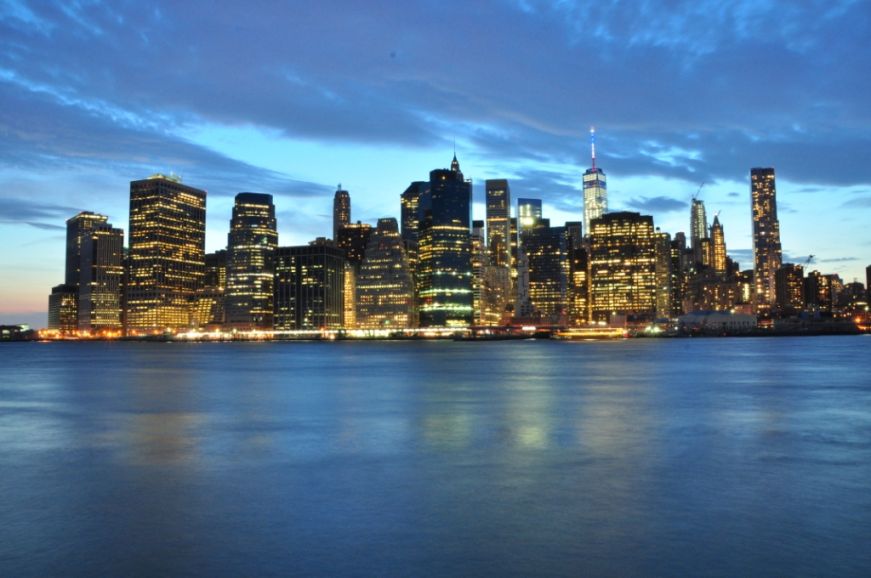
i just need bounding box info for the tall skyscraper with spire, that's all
[750,167,783,315]
[583,127,607,237]
[333,186,350,240]
[416,153,473,327]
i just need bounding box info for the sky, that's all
[2,0,870,327]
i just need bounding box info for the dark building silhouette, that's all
[48,284,78,332]
[225,193,278,329]
[274,242,345,330]
[522,221,566,323]
[416,154,473,327]
[776,263,804,315]
[336,222,373,271]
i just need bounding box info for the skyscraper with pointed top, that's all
[416,153,473,327]
[710,214,727,275]
[333,186,351,240]
[583,127,607,237]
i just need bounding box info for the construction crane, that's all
[692,183,705,201]
[804,255,815,265]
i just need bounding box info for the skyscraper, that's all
[654,229,673,319]
[225,193,278,329]
[57,211,124,333]
[690,198,708,258]
[523,222,567,323]
[77,219,124,332]
[775,263,804,314]
[333,186,350,240]
[274,242,345,330]
[710,214,727,275]
[589,212,656,323]
[485,179,511,267]
[582,128,607,238]
[750,168,783,315]
[336,222,373,271]
[517,198,542,230]
[416,154,473,327]
[126,174,206,332]
[356,218,415,329]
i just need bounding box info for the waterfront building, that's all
[416,155,473,327]
[355,218,415,329]
[333,186,351,241]
[274,242,345,330]
[400,181,427,269]
[710,215,727,276]
[125,174,206,332]
[804,270,832,314]
[479,265,513,325]
[77,220,124,332]
[48,284,78,333]
[225,193,278,330]
[522,221,566,323]
[775,263,804,315]
[589,212,656,323]
[336,222,373,271]
[485,179,512,267]
[567,243,589,325]
[582,127,607,238]
[751,168,783,315]
[654,230,673,319]
[193,250,227,327]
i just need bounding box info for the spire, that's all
[590,126,596,171]
[451,150,460,173]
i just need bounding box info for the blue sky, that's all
[2,0,870,326]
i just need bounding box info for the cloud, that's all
[0,197,81,226]
[842,196,871,208]
[626,196,688,214]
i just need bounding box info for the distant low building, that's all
[678,311,757,334]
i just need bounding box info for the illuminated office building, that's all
[567,243,589,325]
[48,284,78,333]
[333,186,351,240]
[77,220,124,332]
[485,179,511,267]
[517,198,542,231]
[225,193,278,329]
[690,198,708,264]
[654,230,673,319]
[522,221,566,323]
[416,154,473,327]
[775,263,804,315]
[583,128,607,238]
[589,212,656,323]
[274,242,345,330]
[751,168,783,315]
[126,174,206,332]
[710,215,727,276]
[804,270,832,314]
[356,218,415,329]
[471,220,487,324]
[66,211,109,286]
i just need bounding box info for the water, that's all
[1,337,870,577]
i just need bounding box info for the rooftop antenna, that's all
[590,126,596,171]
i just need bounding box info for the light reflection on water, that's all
[1,337,870,576]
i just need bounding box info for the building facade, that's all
[750,167,783,315]
[225,193,278,329]
[583,128,607,237]
[485,179,512,267]
[274,243,345,330]
[333,187,350,241]
[125,174,206,333]
[416,155,473,327]
[589,212,656,323]
[355,218,415,329]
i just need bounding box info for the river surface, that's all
[1,337,870,577]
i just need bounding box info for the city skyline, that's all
[2,1,871,327]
